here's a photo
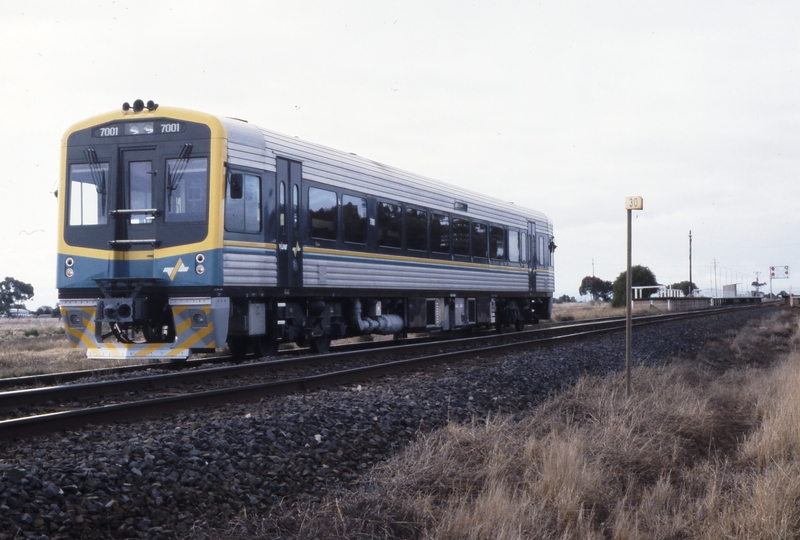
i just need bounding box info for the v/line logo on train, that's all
[57,99,555,360]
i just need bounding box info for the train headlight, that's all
[66,312,84,329]
[195,253,205,264]
[196,264,205,275]
[65,257,74,267]
[104,305,118,320]
[117,303,132,319]
[65,268,74,278]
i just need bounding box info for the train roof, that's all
[66,106,551,231]
[220,115,551,230]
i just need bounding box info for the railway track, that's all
[0,304,774,440]
[0,306,745,392]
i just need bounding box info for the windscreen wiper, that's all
[166,143,193,211]
[85,148,107,216]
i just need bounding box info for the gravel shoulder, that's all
[0,308,771,539]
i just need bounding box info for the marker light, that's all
[123,99,158,112]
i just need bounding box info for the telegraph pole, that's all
[713,259,718,297]
[688,230,693,296]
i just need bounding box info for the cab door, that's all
[276,158,303,289]
[116,147,161,248]
[528,222,536,291]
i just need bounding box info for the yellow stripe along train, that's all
[57,100,555,360]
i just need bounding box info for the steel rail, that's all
[0,302,769,392]
[0,325,483,391]
[0,304,772,411]
[0,303,773,441]
[0,306,704,410]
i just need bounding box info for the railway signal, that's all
[769,265,789,296]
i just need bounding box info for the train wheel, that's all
[515,318,525,332]
[252,335,279,358]
[227,336,251,359]
[309,334,331,354]
[495,322,506,334]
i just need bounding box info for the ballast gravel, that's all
[0,308,771,539]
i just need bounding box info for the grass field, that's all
[0,317,147,378]
[294,308,800,539]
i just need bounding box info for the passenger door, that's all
[276,158,304,289]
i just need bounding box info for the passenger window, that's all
[472,222,487,259]
[166,157,208,222]
[520,232,527,262]
[546,237,552,266]
[406,207,427,251]
[129,161,153,224]
[279,182,286,235]
[343,195,368,244]
[377,202,402,248]
[431,213,450,254]
[509,230,519,262]
[68,162,108,226]
[452,218,470,256]
[538,236,545,266]
[225,173,261,233]
[489,226,505,260]
[292,184,299,236]
[308,187,338,240]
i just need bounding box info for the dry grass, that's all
[0,318,145,378]
[296,309,800,539]
[551,301,625,322]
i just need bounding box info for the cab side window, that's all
[225,173,261,233]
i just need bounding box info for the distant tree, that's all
[555,294,577,304]
[667,281,699,296]
[0,277,34,316]
[579,276,613,302]
[35,306,53,317]
[52,303,62,319]
[751,280,766,293]
[611,266,658,308]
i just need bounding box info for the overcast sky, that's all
[1,0,798,309]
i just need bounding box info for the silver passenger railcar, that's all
[58,101,555,359]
